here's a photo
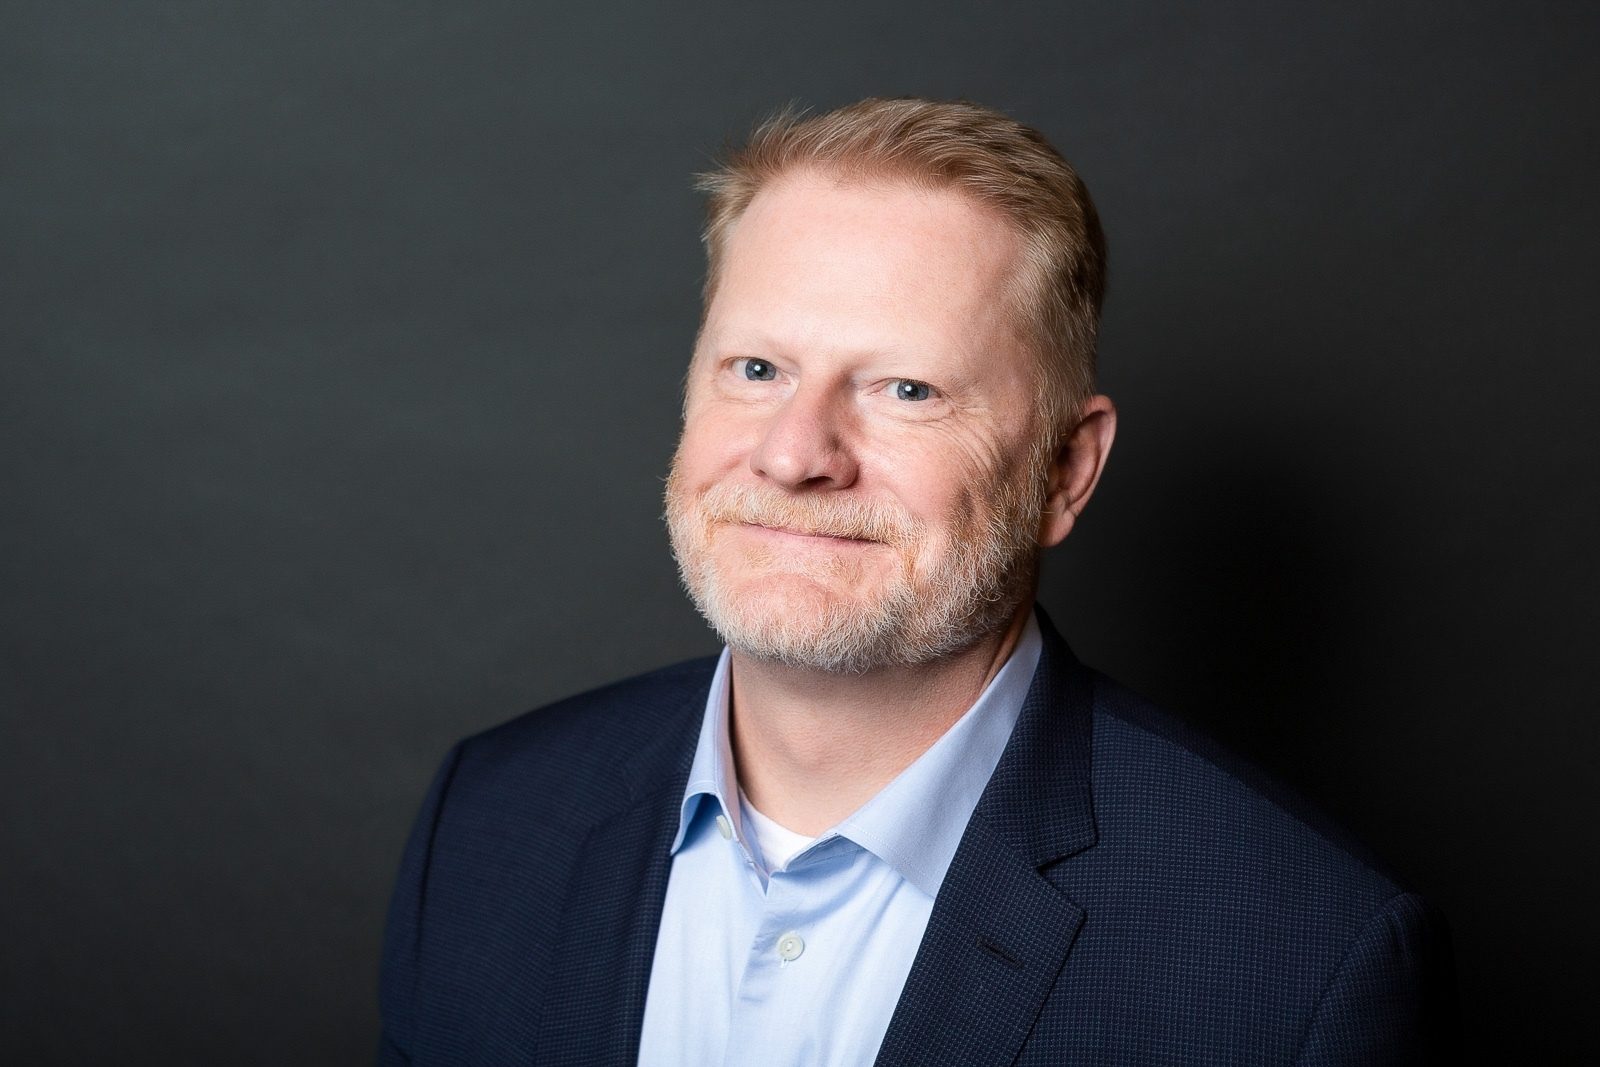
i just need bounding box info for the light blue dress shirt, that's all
[637,613,1043,1066]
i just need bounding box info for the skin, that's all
[674,169,1117,835]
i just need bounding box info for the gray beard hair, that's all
[663,466,1043,674]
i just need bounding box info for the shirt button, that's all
[715,814,732,840]
[776,932,805,962]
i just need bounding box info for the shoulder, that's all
[379,657,719,1059]
[442,655,718,819]
[1072,668,1426,956]
[1088,669,1408,895]
[1036,670,1456,1056]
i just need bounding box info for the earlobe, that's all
[1037,395,1117,549]
[1036,496,1077,549]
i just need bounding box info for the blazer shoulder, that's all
[1036,669,1457,1063]
[447,655,718,814]
[1085,670,1415,911]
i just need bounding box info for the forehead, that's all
[701,170,1028,367]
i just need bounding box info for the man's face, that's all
[665,171,1050,672]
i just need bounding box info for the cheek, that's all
[938,486,989,549]
[888,442,1032,558]
[674,419,748,485]
[881,434,1003,519]
[878,470,979,566]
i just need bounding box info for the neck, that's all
[726,601,1033,836]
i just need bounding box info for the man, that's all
[379,98,1456,1065]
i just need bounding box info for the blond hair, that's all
[695,97,1106,436]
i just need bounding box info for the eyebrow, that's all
[697,329,919,364]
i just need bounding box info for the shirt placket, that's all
[721,837,855,1067]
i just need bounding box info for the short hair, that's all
[694,97,1107,436]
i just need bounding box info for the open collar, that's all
[668,614,1044,898]
[540,606,1100,1066]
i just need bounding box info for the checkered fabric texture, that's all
[379,613,1458,1065]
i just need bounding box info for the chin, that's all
[685,572,889,672]
[716,570,882,629]
[695,580,971,675]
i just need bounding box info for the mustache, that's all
[691,483,922,545]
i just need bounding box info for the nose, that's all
[747,383,859,491]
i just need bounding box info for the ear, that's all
[1037,394,1117,548]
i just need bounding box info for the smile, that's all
[737,523,881,548]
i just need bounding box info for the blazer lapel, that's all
[534,681,705,1066]
[875,611,1098,1067]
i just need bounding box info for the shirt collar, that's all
[670,610,1044,899]
[671,646,740,854]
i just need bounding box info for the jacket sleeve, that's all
[376,741,466,1066]
[1292,891,1461,1066]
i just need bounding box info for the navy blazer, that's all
[379,613,1457,1065]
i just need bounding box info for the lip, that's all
[736,523,880,548]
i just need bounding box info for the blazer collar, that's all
[971,604,1099,867]
[535,662,710,1066]
[873,605,1099,1067]
[619,672,707,807]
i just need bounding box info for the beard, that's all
[663,447,1045,674]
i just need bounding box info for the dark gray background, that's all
[3,2,1595,1063]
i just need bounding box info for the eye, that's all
[891,379,932,402]
[742,359,777,382]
